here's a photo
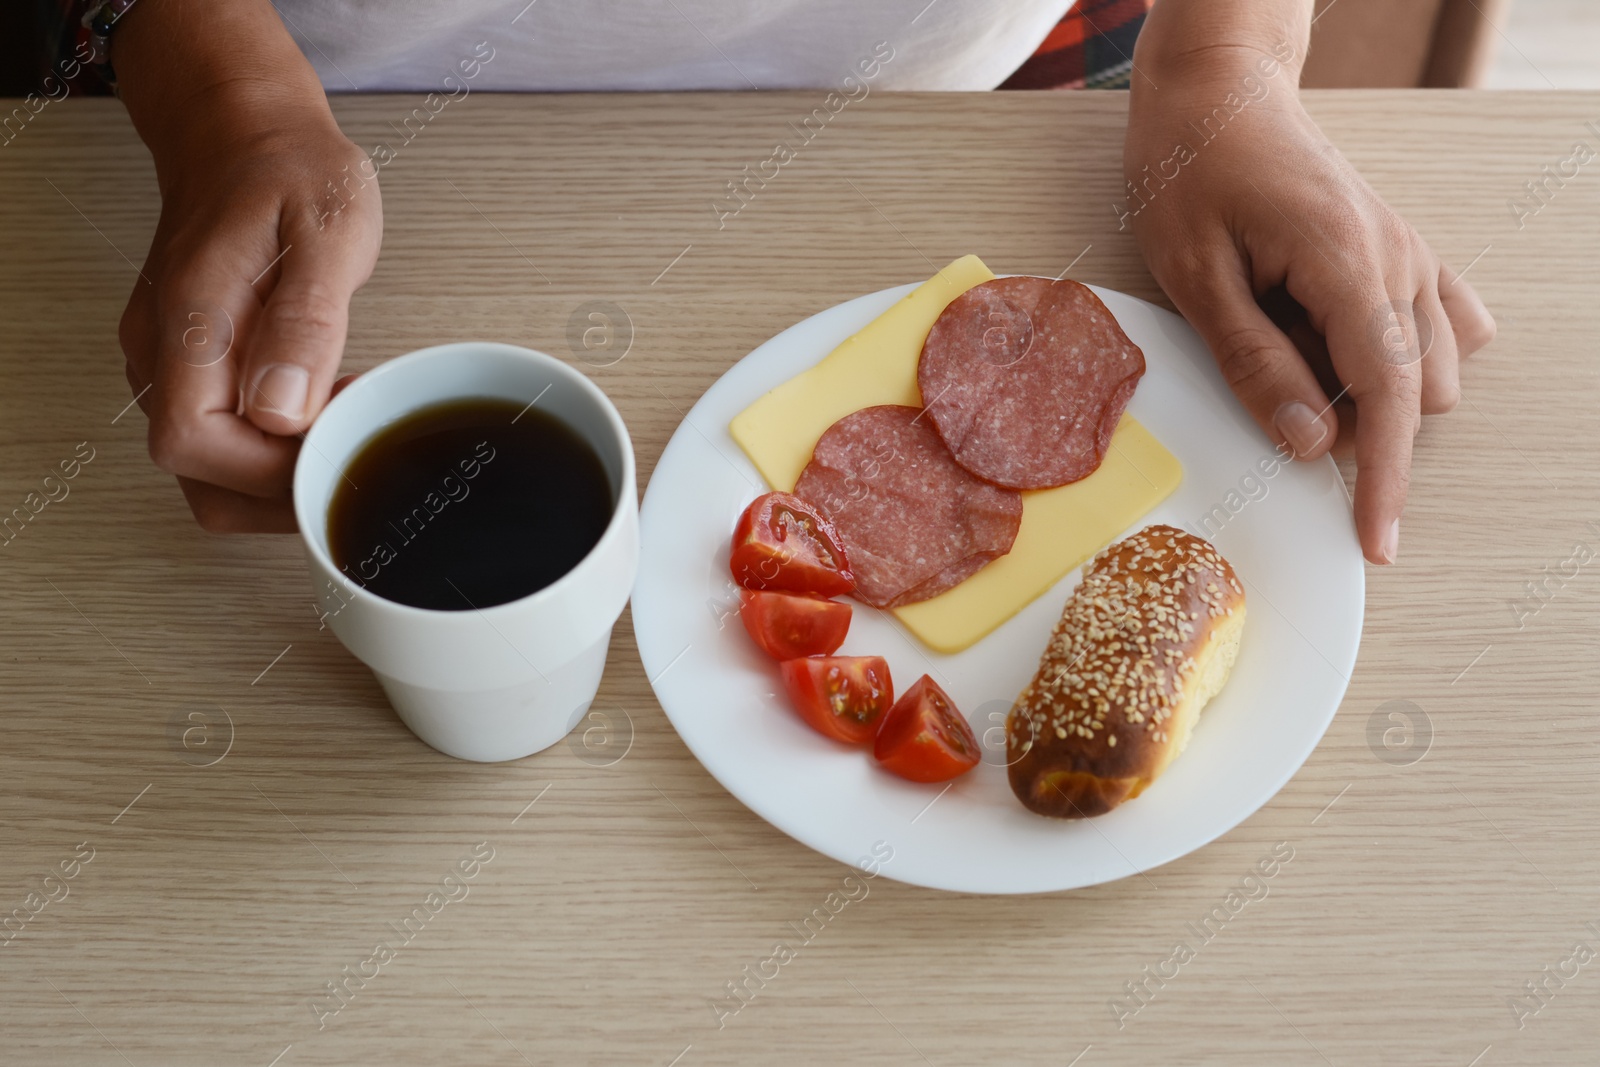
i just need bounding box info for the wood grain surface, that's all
[1,89,1597,1066]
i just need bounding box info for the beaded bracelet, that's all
[79,0,140,94]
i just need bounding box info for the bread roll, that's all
[1006,524,1245,818]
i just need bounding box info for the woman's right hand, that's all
[114,0,382,532]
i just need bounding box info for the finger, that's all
[176,476,298,534]
[123,361,154,418]
[1438,263,1497,358]
[1167,251,1336,460]
[1350,383,1415,565]
[240,214,377,436]
[118,272,158,393]
[329,372,360,402]
[1414,286,1460,415]
[149,282,302,497]
[1327,292,1424,565]
[1259,284,1342,400]
[1328,397,1359,453]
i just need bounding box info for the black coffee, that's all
[327,397,613,610]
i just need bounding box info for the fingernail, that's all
[253,364,309,420]
[1378,518,1399,565]
[1273,401,1328,458]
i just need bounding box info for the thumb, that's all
[1171,257,1337,461]
[240,241,364,436]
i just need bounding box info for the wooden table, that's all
[1,89,1594,1066]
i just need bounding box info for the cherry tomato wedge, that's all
[779,656,893,745]
[740,590,851,660]
[730,492,854,597]
[873,675,980,783]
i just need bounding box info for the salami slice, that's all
[793,405,1022,609]
[918,276,1145,489]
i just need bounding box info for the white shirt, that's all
[274,0,1076,93]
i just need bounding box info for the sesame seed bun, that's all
[1006,525,1246,819]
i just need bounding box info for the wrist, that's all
[134,81,341,176]
[1134,1,1310,92]
[113,0,336,173]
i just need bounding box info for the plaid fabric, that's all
[38,0,109,92]
[1001,0,1153,90]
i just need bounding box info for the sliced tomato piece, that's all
[739,590,851,660]
[730,492,854,597]
[873,675,980,783]
[779,656,893,745]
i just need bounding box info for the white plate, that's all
[632,279,1363,894]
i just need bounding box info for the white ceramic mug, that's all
[293,342,639,762]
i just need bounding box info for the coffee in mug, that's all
[326,398,613,611]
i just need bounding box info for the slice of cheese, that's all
[894,419,1182,652]
[730,254,997,493]
[728,255,1182,654]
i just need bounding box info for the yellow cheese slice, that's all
[728,255,1182,654]
[895,418,1182,652]
[730,254,996,493]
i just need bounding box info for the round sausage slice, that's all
[918,276,1145,489]
[793,405,1022,609]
